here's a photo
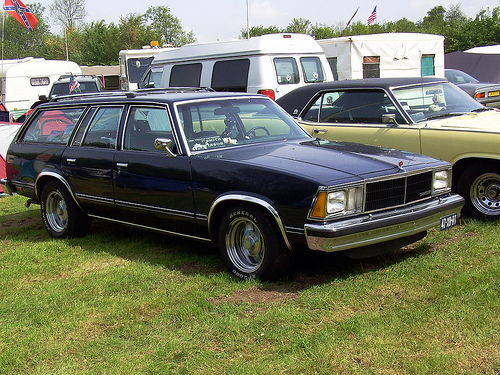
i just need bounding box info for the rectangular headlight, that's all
[311,186,363,219]
[433,170,451,192]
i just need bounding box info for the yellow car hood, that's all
[425,110,500,132]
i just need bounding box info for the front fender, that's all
[207,192,292,250]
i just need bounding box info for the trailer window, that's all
[274,58,300,85]
[300,57,325,83]
[211,59,250,92]
[170,63,202,87]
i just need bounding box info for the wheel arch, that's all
[452,157,500,191]
[35,171,80,209]
[208,193,292,251]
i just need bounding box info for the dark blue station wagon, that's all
[1,90,464,280]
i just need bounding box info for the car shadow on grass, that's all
[0,209,434,290]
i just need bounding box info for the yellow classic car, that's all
[277,77,500,220]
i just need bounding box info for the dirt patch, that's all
[211,287,297,305]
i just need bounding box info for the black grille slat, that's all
[365,171,433,212]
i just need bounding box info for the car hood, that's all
[424,110,500,131]
[201,139,442,186]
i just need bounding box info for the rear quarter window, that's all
[20,107,85,144]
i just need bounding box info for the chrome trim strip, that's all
[114,199,194,219]
[208,193,292,250]
[304,194,464,253]
[87,214,211,243]
[75,192,114,205]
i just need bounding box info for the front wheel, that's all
[40,180,92,238]
[218,205,291,281]
[457,164,500,220]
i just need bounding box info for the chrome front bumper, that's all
[304,194,464,253]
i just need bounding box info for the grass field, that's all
[0,194,499,374]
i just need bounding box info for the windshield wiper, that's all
[425,112,467,120]
[471,107,495,113]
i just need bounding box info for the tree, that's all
[49,0,87,29]
[286,18,313,34]
[239,25,282,38]
[78,21,121,65]
[144,5,196,47]
[118,13,150,50]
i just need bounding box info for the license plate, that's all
[440,213,458,231]
[488,91,500,97]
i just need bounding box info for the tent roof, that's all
[445,51,500,83]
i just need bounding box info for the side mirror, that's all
[154,138,176,157]
[382,113,398,127]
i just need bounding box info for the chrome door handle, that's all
[116,162,128,169]
[313,129,328,135]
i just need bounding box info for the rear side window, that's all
[81,107,123,149]
[211,59,250,92]
[300,57,325,83]
[20,107,85,144]
[274,57,300,85]
[170,63,202,87]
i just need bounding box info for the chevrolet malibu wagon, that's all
[277,77,500,220]
[1,89,463,280]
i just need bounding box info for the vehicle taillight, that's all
[475,92,486,99]
[258,89,276,100]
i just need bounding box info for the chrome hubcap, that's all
[225,217,264,273]
[46,191,68,232]
[471,173,500,216]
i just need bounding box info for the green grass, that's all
[0,194,499,374]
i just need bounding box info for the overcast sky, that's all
[34,0,499,43]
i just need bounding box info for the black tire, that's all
[218,205,292,281]
[40,180,92,238]
[457,164,500,220]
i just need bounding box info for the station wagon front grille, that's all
[365,171,433,212]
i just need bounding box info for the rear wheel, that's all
[40,180,92,238]
[218,205,291,281]
[457,164,500,220]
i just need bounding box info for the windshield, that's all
[176,97,309,152]
[391,82,484,122]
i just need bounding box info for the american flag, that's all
[69,74,80,94]
[367,6,377,25]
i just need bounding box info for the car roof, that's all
[276,77,448,115]
[37,89,265,108]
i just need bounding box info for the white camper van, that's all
[139,33,333,100]
[119,43,176,91]
[0,57,82,118]
[317,33,445,81]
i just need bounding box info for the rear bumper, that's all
[0,178,15,195]
[304,194,464,253]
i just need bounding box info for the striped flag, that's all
[3,0,38,31]
[367,6,377,25]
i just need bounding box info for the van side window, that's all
[274,58,300,85]
[170,63,202,87]
[211,59,250,92]
[300,57,325,83]
[20,107,85,144]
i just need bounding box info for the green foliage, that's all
[143,5,196,47]
[2,4,500,67]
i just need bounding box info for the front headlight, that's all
[311,186,363,219]
[433,169,451,193]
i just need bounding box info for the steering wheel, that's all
[244,126,270,138]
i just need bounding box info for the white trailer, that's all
[0,57,81,118]
[317,33,445,80]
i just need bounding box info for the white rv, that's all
[317,33,445,80]
[139,33,334,100]
[0,57,81,118]
[119,43,176,91]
